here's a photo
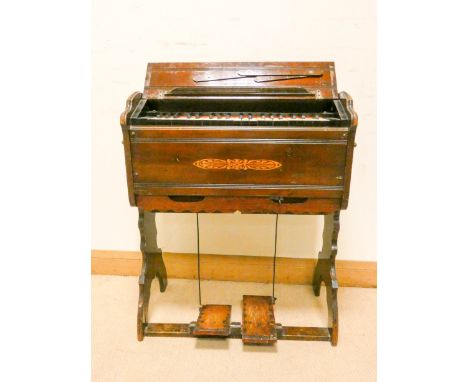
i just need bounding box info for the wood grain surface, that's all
[192,305,232,337]
[242,295,277,345]
[91,250,376,288]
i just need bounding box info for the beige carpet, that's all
[92,276,376,382]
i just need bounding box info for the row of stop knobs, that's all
[149,112,312,119]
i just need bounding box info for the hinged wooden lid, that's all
[144,62,338,99]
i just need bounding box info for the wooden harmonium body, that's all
[121,62,358,214]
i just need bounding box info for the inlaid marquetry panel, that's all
[193,158,282,171]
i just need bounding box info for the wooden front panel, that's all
[132,126,349,140]
[135,196,341,214]
[131,133,347,198]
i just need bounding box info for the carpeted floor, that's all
[92,276,376,382]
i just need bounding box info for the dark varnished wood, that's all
[134,184,343,198]
[122,62,356,206]
[130,127,349,140]
[144,62,338,99]
[136,209,168,341]
[121,62,357,346]
[339,91,358,209]
[131,140,347,194]
[312,211,340,345]
[136,195,341,214]
[120,92,142,206]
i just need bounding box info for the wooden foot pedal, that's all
[242,295,277,345]
[192,304,232,337]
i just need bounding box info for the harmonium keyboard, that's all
[120,62,358,346]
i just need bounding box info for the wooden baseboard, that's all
[91,250,376,288]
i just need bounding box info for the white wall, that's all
[92,0,376,261]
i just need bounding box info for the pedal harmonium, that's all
[120,62,358,346]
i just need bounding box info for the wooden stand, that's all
[136,209,168,341]
[312,211,340,346]
[136,209,341,346]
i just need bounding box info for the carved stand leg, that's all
[137,208,168,341]
[312,211,340,346]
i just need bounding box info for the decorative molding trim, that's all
[134,183,342,190]
[91,250,376,288]
[130,138,348,145]
[193,158,282,171]
[129,126,349,132]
